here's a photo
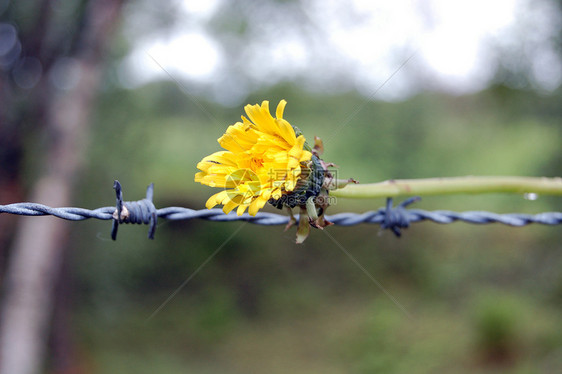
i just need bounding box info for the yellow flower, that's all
[195,100,312,216]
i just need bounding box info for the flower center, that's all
[250,157,264,171]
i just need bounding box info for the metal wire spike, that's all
[381,196,421,237]
[111,181,157,240]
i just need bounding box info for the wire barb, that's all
[381,196,421,237]
[0,181,561,240]
[111,180,157,240]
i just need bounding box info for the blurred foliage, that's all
[67,79,562,373]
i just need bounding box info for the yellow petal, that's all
[275,118,296,145]
[271,188,282,200]
[276,99,287,119]
[205,190,229,209]
[236,204,248,216]
[248,198,261,216]
[223,199,239,214]
[245,101,276,134]
[300,150,312,162]
[194,172,206,182]
[201,151,238,166]
[218,133,246,153]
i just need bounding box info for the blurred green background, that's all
[2,0,562,373]
[76,85,562,374]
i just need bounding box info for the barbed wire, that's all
[1,181,561,240]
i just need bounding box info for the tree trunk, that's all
[0,1,124,373]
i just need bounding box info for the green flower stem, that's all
[330,176,562,199]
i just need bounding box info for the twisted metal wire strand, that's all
[1,182,561,240]
[4,204,560,226]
